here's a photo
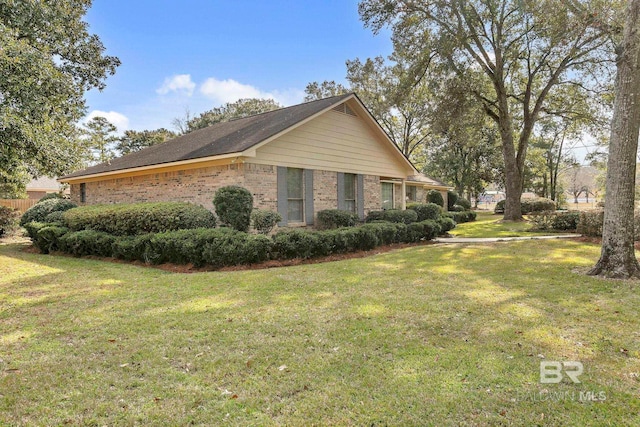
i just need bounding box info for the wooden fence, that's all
[0,199,38,213]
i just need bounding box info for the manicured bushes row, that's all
[20,198,77,226]
[366,209,418,224]
[494,198,556,214]
[407,203,442,221]
[316,209,360,230]
[26,217,445,268]
[446,210,477,223]
[62,202,217,235]
[576,211,604,237]
[529,211,581,231]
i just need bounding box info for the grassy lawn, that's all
[451,211,558,238]
[1,239,639,426]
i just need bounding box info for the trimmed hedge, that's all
[316,209,359,230]
[60,230,116,257]
[35,225,69,254]
[63,202,216,235]
[447,210,477,224]
[438,217,456,233]
[366,209,418,224]
[447,191,458,210]
[494,198,556,214]
[20,198,77,226]
[251,209,282,234]
[213,186,253,232]
[576,211,604,237]
[427,190,444,207]
[407,203,442,221]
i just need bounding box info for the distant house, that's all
[60,94,449,226]
[26,177,68,200]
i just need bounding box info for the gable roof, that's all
[61,93,418,181]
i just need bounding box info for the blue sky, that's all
[83,0,393,132]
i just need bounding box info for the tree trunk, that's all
[589,0,640,278]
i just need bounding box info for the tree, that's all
[182,98,282,133]
[304,81,350,101]
[590,0,640,278]
[116,129,176,155]
[82,117,117,164]
[422,76,502,200]
[0,0,120,177]
[359,0,616,220]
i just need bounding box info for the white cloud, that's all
[156,74,196,96]
[85,110,130,133]
[200,78,270,104]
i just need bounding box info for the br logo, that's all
[540,361,584,384]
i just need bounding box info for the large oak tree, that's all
[0,0,120,178]
[359,0,617,220]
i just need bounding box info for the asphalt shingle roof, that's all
[62,93,354,179]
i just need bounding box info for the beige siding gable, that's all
[249,109,411,178]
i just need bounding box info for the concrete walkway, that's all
[434,234,581,244]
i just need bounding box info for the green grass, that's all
[451,211,557,238]
[1,240,639,426]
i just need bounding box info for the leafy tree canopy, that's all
[116,129,176,155]
[180,98,283,134]
[0,0,120,177]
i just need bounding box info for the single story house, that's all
[26,176,69,200]
[60,93,449,226]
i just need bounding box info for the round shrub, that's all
[44,210,67,225]
[34,225,69,254]
[59,230,116,258]
[381,209,418,224]
[522,198,556,213]
[272,229,322,259]
[316,209,359,230]
[213,186,253,232]
[551,211,580,231]
[63,202,216,235]
[437,217,456,233]
[251,209,282,234]
[457,197,472,210]
[365,210,386,222]
[20,198,77,226]
[447,191,459,210]
[408,203,442,221]
[451,204,466,212]
[37,193,64,203]
[427,190,444,207]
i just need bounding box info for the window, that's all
[80,183,86,203]
[406,185,417,202]
[381,182,394,210]
[344,173,356,213]
[287,168,304,222]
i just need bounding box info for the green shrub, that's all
[522,198,556,213]
[365,210,386,222]
[20,198,77,226]
[59,230,116,257]
[0,206,19,237]
[44,210,67,226]
[112,234,154,262]
[427,190,444,207]
[437,217,456,233]
[381,209,419,224]
[272,229,322,259]
[451,205,466,212]
[449,210,477,223]
[23,221,48,240]
[577,211,603,237]
[37,193,65,203]
[447,191,459,210]
[551,211,581,231]
[251,209,282,234]
[34,225,69,254]
[316,209,359,230]
[407,203,442,221]
[528,211,555,231]
[63,202,216,235]
[213,186,253,232]
[457,197,472,210]
[495,198,556,215]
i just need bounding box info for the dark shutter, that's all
[357,174,364,220]
[337,172,345,210]
[305,169,314,225]
[277,166,288,226]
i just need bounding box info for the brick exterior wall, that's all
[70,165,388,222]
